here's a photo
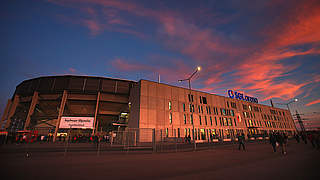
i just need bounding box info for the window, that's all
[215,117,217,126]
[199,116,202,125]
[226,101,229,108]
[208,106,211,114]
[231,110,235,117]
[188,94,194,102]
[243,104,248,110]
[166,128,168,137]
[202,97,207,104]
[231,102,237,109]
[200,96,202,104]
[205,116,207,125]
[201,106,203,113]
[183,103,185,112]
[234,118,237,126]
[190,114,193,124]
[248,105,252,111]
[222,109,226,116]
[184,114,187,124]
[189,104,192,112]
[169,101,172,110]
[223,117,227,126]
[206,106,208,114]
[169,113,172,124]
[210,116,213,126]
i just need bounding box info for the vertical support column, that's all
[152,128,156,153]
[24,91,39,130]
[53,90,68,142]
[92,92,101,135]
[5,95,20,129]
[0,99,12,129]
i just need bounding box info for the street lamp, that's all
[276,98,298,114]
[178,66,201,151]
[275,98,299,133]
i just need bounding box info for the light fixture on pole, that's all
[275,98,298,114]
[275,98,299,132]
[178,66,201,151]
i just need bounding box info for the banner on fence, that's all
[59,117,94,129]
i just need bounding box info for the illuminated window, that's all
[231,110,234,117]
[248,105,252,111]
[222,109,226,116]
[183,103,185,112]
[169,101,172,110]
[223,117,227,126]
[184,114,186,124]
[166,128,168,137]
[169,112,172,124]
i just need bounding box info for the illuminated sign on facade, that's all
[59,117,94,129]
[227,90,258,103]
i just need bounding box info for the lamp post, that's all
[178,66,201,151]
[276,98,298,115]
[275,98,298,133]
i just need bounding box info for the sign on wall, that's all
[227,89,258,103]
[59,117,94,129]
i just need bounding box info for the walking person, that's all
[276,133,286,155]
[307,133,316,148]
[237,133,246,151]
[294,133,300,143]
[269,133,277,152]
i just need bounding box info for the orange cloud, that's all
[305,99,320,106]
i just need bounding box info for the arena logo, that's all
[227,90,258,103]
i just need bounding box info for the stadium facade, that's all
[0,75,297,141]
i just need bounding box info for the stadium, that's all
[0,75,297,142]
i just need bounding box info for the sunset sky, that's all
[1,0,320,128]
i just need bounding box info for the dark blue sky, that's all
[1,0,320,128]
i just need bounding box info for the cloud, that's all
[305,99,320,107]
[48,0,320,102]
[68,68,76,73]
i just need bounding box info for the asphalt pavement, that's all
[0,140,319,180]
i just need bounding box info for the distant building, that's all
[0,76,296,141]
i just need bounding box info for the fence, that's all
[0,127,273,156]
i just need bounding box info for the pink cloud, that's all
[69,68,76,73]
[305,99,320,106]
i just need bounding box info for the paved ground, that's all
[0,141,319,180]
